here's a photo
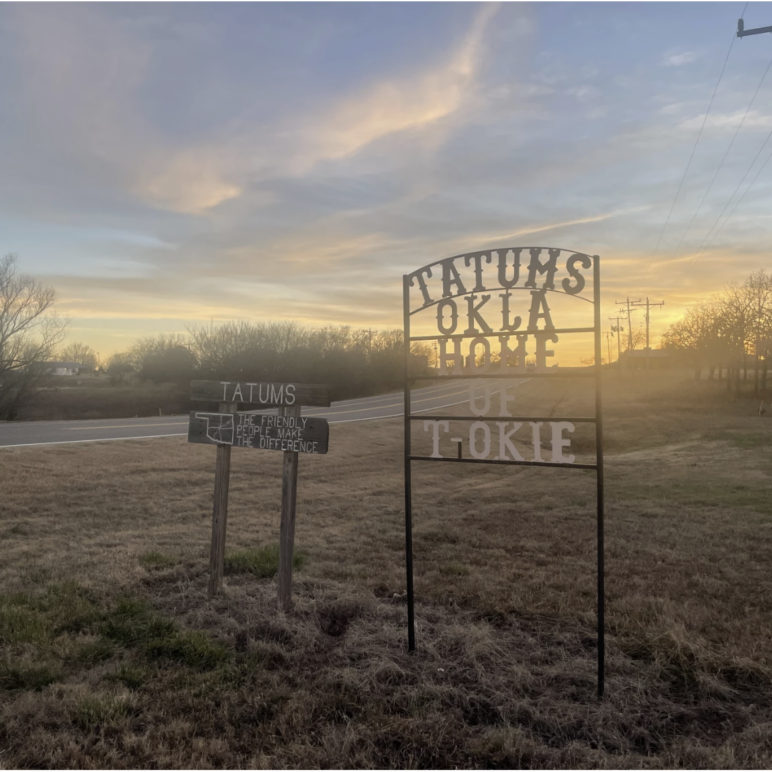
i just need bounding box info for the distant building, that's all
[616,348,671,369]
[31,361,91,376]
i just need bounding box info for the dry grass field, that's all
[18,381,190,421]
[1,370,772,768]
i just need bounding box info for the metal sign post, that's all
[402,247,606,697]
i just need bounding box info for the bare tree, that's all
[718,281,756,389]
[662,300,722,379]
[742,270,772,392]
[0,254,68,418]
[662,270,772,387]
[59,341,98,370]
[128,333,191,370]
[105,351,135,385]
[625,324,646,352]
[186,320,431,399]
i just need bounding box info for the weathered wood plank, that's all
[277,405,300,612]
[190,380,331,407]
[188,411,329,454]
[208,401,237,597]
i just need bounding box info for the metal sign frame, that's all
[402,247,605,697]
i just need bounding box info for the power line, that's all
[615,298,640,354]
[676,44,772,285]
[646,22,740,271]
[713,144,772,236]
[666,50,772,263]
[678,137,772,282]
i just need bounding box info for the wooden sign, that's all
[190,380,331,407]
[191,380,332,609]
[188,411,329,454]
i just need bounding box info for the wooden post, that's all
[277,404,301,611]
[208,401,237,597]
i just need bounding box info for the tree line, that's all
[102,322,428,401]
[0,254,431,418]
[662,269,772,391]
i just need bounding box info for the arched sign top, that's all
[406,246,598,316]
[408,285,595,317]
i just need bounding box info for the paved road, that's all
[0,379,507,449]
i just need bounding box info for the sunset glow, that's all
[2,2,772,358]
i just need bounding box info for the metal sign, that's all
[403,246,606,696]
[188,411,329,454]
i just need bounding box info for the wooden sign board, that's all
[188,411,329,454]
[193,380,332,606]
[190,380,331,407]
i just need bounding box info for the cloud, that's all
[7,6,251,217]
[86,229,177,251]
[658,101,701,116]
[566,85,599,100]
[478,207,651,244]
[135,149,243,214]
[677,109,772,134]
[662,51,698,66]
[4,4,508,219]
[8,2,772,359]
[288,3,500,171]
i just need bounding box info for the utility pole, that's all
[603,331,612,367]
[615,298,640,368]
[631,297,665,374]
[737,18,772,37]
[737,8,772,326]
[608,315,624,364]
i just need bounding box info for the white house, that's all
[33,361,90,376]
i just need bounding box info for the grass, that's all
[0,582,227,702]
[702,427,771,449]
[106,663,148,690]
[0,661,61,691]
[72,694,133,731]
[225,543,307,577]
[100,596,228,669]
[1,369,772,766]
[138,551,177,570]
[439,562,470,576]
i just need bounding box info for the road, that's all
[0,379,503,449]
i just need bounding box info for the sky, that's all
[2,1,772,361]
